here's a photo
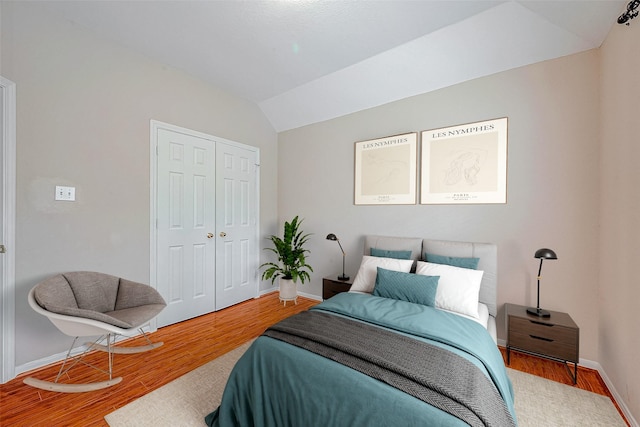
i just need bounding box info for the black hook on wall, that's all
[618,0,640,25]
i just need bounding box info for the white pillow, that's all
[350,255,414,294]
[415,261,484,319]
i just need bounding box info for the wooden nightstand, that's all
[322,276,353,300]
[506,303,579,383]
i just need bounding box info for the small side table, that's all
[322,276,353,300]
[505,303,580,383]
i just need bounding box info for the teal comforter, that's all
[206,293,516,427]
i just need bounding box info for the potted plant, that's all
[260,216,313,305]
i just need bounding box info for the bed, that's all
[205,236,516,427]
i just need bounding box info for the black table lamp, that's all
[326,233,349,281]
[527,248,558,317]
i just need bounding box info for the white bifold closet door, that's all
[155,125,258,327]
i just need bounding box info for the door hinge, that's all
[0,245,6,253]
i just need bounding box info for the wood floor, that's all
[0,293,629,426]
[0,293,315,426]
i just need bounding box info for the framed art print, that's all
[420,117,508,204]
[354,132,417,205]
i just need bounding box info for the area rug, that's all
[105,341,627,427]
[507,368,627,427]
[104,340,253,427]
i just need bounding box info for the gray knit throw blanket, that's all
[264,310,515,427]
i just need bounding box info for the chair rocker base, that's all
[22,376,122,393]
[86,341,163,354]
[23,332,163,393]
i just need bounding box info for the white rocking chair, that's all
[24,271,166,393]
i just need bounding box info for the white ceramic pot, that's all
[279,278,298,305]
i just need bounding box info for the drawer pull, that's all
[530,334,554,342]
[530,320,554,327]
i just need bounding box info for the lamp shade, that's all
[326,233,337,241]
[534,248,557,260]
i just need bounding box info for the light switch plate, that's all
[55,186,75,201]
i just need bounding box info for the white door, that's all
[156,128,216,327]
[215,142,259,310]
[0,85,4,294]
[1,76,16,383]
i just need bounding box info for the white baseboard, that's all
[258,287,322,302]
[258,287,276,297]
[296,290,322,301]
[15,327,153,378]
[581,358,638,427]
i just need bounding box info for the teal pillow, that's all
[425,253,479,270]
[370,248,412,260]
[373,267,439,307]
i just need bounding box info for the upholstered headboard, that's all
[364,236,498,317]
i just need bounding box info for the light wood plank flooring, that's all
[0,293,629,426]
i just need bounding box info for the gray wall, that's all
[600,22,640,421]
[2,1,638,422]
[279,51,601,358]
[279,27,640,421]
[1,2,278,367]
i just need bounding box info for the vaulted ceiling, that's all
[39,1,627,132]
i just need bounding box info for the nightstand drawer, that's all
[509,317,576,343]
[509,331,578,362]
[322,277,352,300]
[505,303,579,383]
